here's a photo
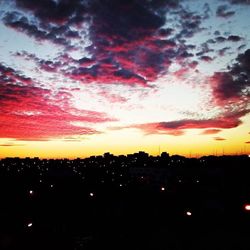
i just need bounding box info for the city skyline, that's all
[0,0,250,158]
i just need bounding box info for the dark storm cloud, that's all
[78,57,96,67]
[90,0,166,39]
[216,5,235,18]
[174,2,211,41]
[211,49,250,106]
[227,35,243,42]
[177,10,203,38]
[215,36,228,43]
[2,0,200,85]
[15,51,63,73]
[3,11,47,39]
[75,1,197,85]
[84,0,182,84]
[196,42,214,57]
[2,11,80,47]
[0,62,32,86]
[2,0,212,85]
[213,34,244,48]
[14,0,86,24]
[67,64,148,86]
[84,0,201,84]
[230,0,250,4]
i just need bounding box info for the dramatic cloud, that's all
[81,0,206,85]
[15,51,63,73]
[0,62,32,85]
[0,64,114,140]
[3,0,208,86]
[14,0,86,24]
[2,0,232,89]
[2,11,79,47]
[210,49,250,106]
[121,109,249,135]
[80,0,180,85]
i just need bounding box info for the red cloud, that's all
[66,65,148,87]
[0,63,32,86]
[210,49,250,106]
[202,129,222,135]
[98,90,127,103]
[0,84,113,139]
[210,72,240,106]
[3,0,205,87]
[0,64,115,140]
[214,137,226,141]
[119,109,249,135]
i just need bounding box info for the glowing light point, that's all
[29,190,33,195]
[89,192,94,197]
[50,184,54,188]
[186,211,192,216]
[244,205,250,211]
[161,187,165,191]
[27,223,33,227]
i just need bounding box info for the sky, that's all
[0,0,250,158]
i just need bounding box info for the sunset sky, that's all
[0,0,250,158]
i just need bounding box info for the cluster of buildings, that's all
[0,152,250,249]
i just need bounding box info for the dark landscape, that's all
[1,152,250,249]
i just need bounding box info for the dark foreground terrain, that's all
[0,153,250,249]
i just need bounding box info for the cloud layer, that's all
[0,63,113,139]
[0,0,250,142]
